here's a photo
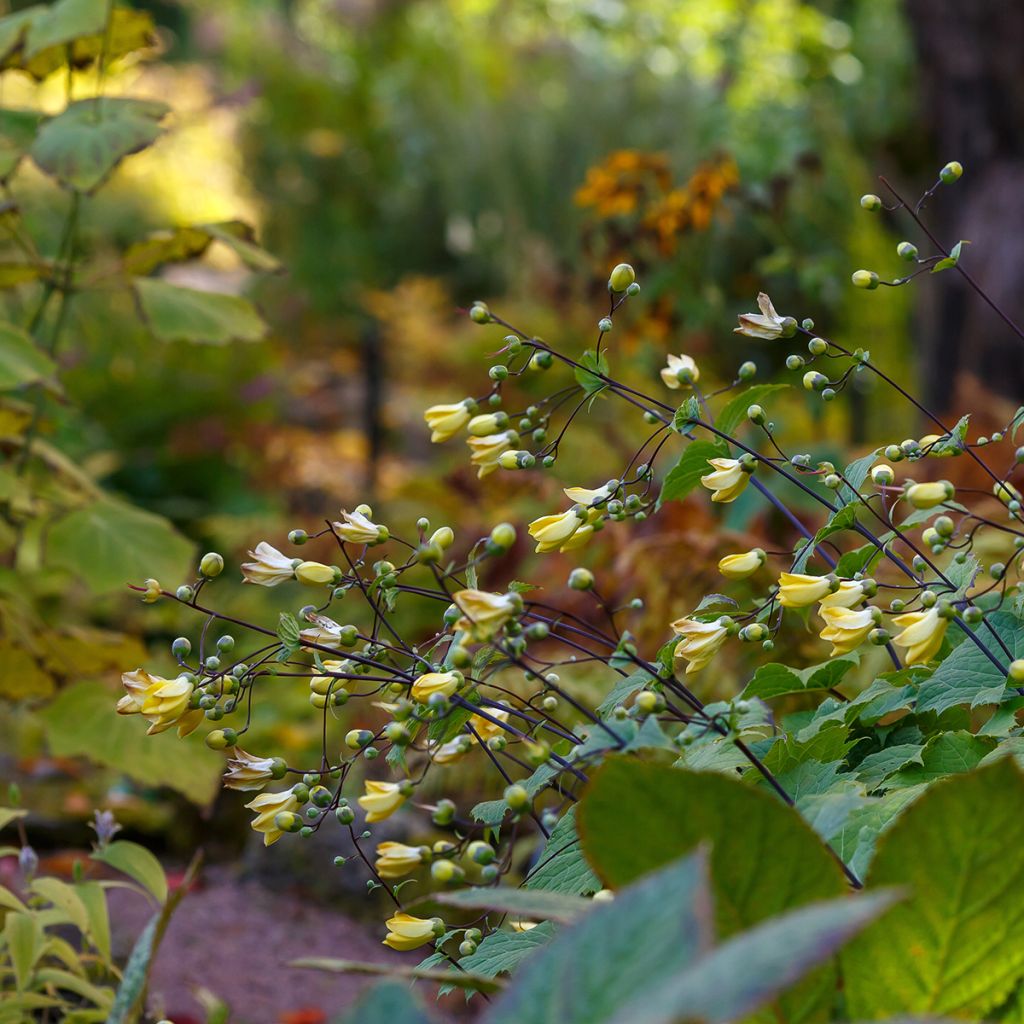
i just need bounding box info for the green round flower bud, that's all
[530,351,554,371]
[934,515,955,537]
[489,364,509,382]
[940,161,963,184]
[344,729,373,750]
[459,939,478,957]
[288,529,308,545]
[172,637,191,658]
[176,585,194,602]
[860,194,882,211]
[851,269,880,290]
[205,729,232,750]
[217,634,234,653]
[598,317,613,333]
[336,805,355,825]
[897,241,918,262]
[432,859,461,884]
[568,568,594,591]
[869,628,890,646]
[785,355,805,370]
[489,522,517,550]
[871,464,895,486]
[737,361,757,381]
[274,812,303,834]
[205,655,220,672]
[309,785,333,808]
[1009,659,1024,684]
[467,840,495,865]
[469,302,491,324]
[504,784,530,810]
[991,562,1007,580]
[808,337,828,356]
[626,282,641,296]
[803,370,828,392]
[432,798,456,827]
[747,404,765,425]
[608,263,636,292]
[290,783,310,804]
[963,606,984,625]
[199,552,224,578]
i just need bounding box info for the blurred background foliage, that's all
[1,0,982,861]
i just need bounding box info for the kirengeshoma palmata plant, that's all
[117,161,1024,1021]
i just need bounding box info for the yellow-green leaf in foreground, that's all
[843,758,1024,1019]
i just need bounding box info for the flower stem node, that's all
[940,161,963,184]
[608,263,636,292]
[199,552,225,578]
[851,270,880,290]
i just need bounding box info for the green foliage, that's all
[134,277,269,345]
[658,439,728,506]
[578,759,848,1024]
[0,806,176,1023]
[47,495,195,594]
[843,760,1024,1018]
[39,679,223,803]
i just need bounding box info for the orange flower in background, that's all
[574,149,672,217]
[577,149,739,256]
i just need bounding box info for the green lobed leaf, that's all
[577,759,848,1024]
[658,439,728,507]
[0,320,57,389]
[46,494,194,594]
[716,383,790,437]
[886,730,995,787]
[742,655,858,701]
[915,611,1024,715]
[31,97,168,193]
[134,277,268,345]
[843,759,1024,1018]
[39,679,222,804]
[574,348,609,398]
[123,220,282,276]
[791,504,859,572]
[0,108,43,180]
[606,890,898,1024]
[524,807,599,896]
[835,450,881,507]
[483,849,714,1024]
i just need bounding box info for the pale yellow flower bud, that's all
[905,480,954,509]
[777,573,834,609]
[700,458,751,503]
[670,617,729,674]
[717,548,765,580]
[891,606,948,665]
[295,561,335,586]
[410,671,460,703]
[358,780,408,823]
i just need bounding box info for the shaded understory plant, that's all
[118,161,1024,1021]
